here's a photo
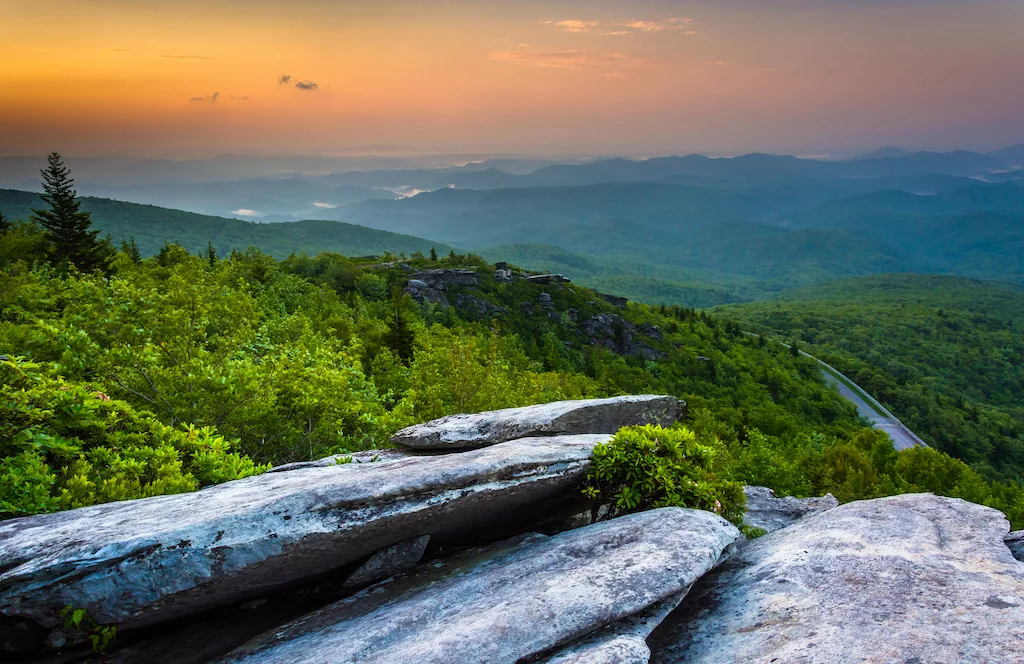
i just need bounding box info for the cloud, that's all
[553,19,599,33]
[162,54,212,59]
[189,96,205,102]
[623,18,694,32]
[211,91,220,102]
[278,74,292,85]
[294,80,318,90]
[490,48,652,74]
[312,201,338,208]
[231,95,250,101]
[232,209,259,216]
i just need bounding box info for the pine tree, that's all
[430,247,438,262]
[31,153,110,272]
[207,242,218,267]
[383,295,416,362]
[120,235,142,264]
[0,211,11,234]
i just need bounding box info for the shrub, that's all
[582,424,746,526]
[0,358,268,517]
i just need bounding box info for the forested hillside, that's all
[0,189,452,259]
[718,274,1024,483]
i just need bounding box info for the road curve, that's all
[742,332,928,451]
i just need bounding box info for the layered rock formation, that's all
[391,395,682,450]
[3,396,1021,664]
[216,509,738,664]
[0,434,609,650]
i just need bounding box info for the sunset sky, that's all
[2,0,1023,157]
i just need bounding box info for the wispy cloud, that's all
[294,80,318,90]
[490,48,652,75]
[189,96,205,102]
[231,95,250,101]
[278,74,292,85]
[210,91,220,102]
[623,18,694,33]
[546,19,599,33]
[312,201,338,209]
[232,209,259,216]
[543,17,698,37]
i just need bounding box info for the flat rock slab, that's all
[218,508,739,664]
[650,493,1024,664]
[343,535,430,588]
[391,395,683,450]
[0,435,609,650]
[742,486,839,534]
[536,593,685,664]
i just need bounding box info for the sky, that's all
[1,0,1023,158]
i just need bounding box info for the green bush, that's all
[582,424,746,526]
[0,358,268,517]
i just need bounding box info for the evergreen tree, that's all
[790,342,801,357]
[430,247,438,262]
[207,242,218,267]
[383,295,416,362]
[120,236,142,264]
[31,153,110,272]
[0,211,11,234]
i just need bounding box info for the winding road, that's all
[744,333,929,451]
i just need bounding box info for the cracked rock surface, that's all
[650,493,1024,663]
[217,508,738,664]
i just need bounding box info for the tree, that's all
[430,247,438,262]
[120,236,142,264]
[206,242,218,267]
[0,211,11,234]
[383,295,416,362]
[790,342,800,358]
[31,153,111,272]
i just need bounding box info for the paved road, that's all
[742,332,928,451]
[813,359,928,451]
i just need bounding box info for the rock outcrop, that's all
[217,508,739,664]
[391,395,683,450]
[741,485,839,533]
[0,435,608,650]
[650,493,1024,663]
[580,313,665,360]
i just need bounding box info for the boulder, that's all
[342,535,430,589]
[1007,530,1024,562]
[0,435,609,651]
[741,485,839,533]
[391,395,683,450]
[649,493,1024,663]
[217,508,739,664]
[536,594,684,664]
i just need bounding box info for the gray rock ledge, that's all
[218,507,738,664]
[650,493,1024,663]
[0,434,609,650]
[742,485,839,533]
[391,395,683,450]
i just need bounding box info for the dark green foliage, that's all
[582,424,746,526]
[206,241,218,267]
[430,247,438,261]
[120,236,142,264]
[719,274,1024,484]
[384,297,416,362]
[30,154,112,273]
[0,211,10,233]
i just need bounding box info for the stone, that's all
[265,448,413,473]
[0,435,609,651]
[741,485,839,533]
[536,594,685,664]
[649,493,1024,663]
[217,508,739,664]
[579,314,665,360]
[342,535,430,589]
[1007,530,1024,562]
[391,395,683,450]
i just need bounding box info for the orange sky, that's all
[1,0,1023,156]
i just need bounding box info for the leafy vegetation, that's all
[718,274,1024,484]
[2,163,1023,529]
[582,424,746,526]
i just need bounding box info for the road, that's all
[743,332,928,451]
[812,357,929,451]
